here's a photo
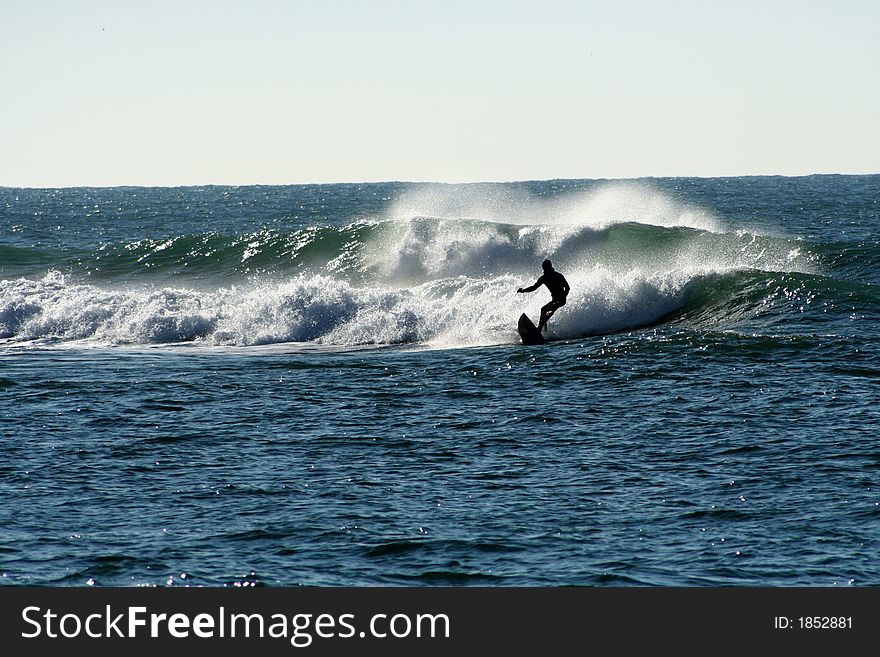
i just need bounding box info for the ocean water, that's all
[1,176,879,586]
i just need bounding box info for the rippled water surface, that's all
[2,176,879,586]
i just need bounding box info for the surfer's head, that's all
[542,259,553,272]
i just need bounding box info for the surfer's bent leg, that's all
[538,298,565,332]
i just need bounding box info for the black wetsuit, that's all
[531,269,569,330]
[537,270,569,302]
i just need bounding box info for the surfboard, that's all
[517,313,545,345]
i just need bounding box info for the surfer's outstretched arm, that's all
[517,279,542,294]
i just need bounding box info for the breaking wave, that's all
[5,182,870,349]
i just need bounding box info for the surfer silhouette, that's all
[517,259,570,333]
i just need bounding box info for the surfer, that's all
[517,259,570,332]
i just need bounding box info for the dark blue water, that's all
[2,176,879,586]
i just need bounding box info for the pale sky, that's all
[2,0,879,187]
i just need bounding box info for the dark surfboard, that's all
[517,313,545,345]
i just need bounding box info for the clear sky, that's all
[2,0,879,186]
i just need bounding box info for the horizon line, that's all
[3,170,879,191]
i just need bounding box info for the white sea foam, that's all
[0,267,694,348]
